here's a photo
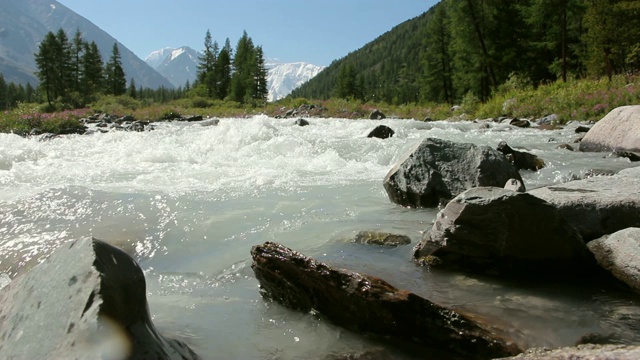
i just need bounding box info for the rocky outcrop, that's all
[499,344,640,360]
[588,228,640,292]
[579,106,640,152]
[250,242,521,360]
[413,187,592,273]
[367,125,394,139]
[383,138,522,208]
[352,231,411,247]
[0,237,200,360]
[504,178,526,192]
[496,141,545,171]
[529,167,640,241]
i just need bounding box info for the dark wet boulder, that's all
[251,242,521,360]
[367,125,394,139]
[556,144,575,151]
[613,151,640,162]
[510,118,531,128]
[413,187,592,274]
[580,106,640,152]
[499,344,640,360]
[497,141,545,171]
[294,118,310,127]
[588,228,640,292]
[369,109,386,120]
[383,138,522,208]
[183,115,204,122]
[575,125,591,133]
[529,167,640,241]
[0,237,200,360]
[352,231,411,247]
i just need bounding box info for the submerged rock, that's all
[250,242,521,360]
[0,237,200,360]
[352,230,411,247]
[294,118,310,127]
[580,106,640,152]
[369,109,386,120]
[497,141,545,171]
[366,125,394,139]
[383,138,522,208]
[413,187,592,274]
[588,228,640,292]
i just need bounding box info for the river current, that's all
[1,116,639,359]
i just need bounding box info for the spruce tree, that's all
[230,31,255,103]
[128,78,137,99]
[420,2,454,104]
[335,63,357,99]
[0,74,6,110]
[252,46,269,102]
[81,41,104,102]
[35,31,59,106]
[104,43,127,95]
[213,38,233,100]
[54,28,73,103]
[196,30,218,97]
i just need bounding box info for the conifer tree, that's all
[213,38,233,99]
[252,46,269,102]
[71,29,85,93]
[104,43,127,95]
[335,63,357,99]
[0,74,6,110]
[420,2,454,104]
[35,31,59,106]
[230,31,255,103]
[196,29,218,97]
[128,78,137,99]
[81,41,104,102]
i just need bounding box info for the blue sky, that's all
[57,0,437,66]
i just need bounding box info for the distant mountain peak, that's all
[146,46,324,99]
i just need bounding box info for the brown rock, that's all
[251,242,521,360]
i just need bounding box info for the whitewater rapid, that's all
[1,116,639,359]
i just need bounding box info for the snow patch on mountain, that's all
[170,48,186,61]
[145,47,175,69]
[266,62,325,102]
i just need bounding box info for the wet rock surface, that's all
[352,231,411,247]
[367,125,395,139]
[499,344,640,360]
[496,141,545,171]
[0,237,200,360]
[250,242,521,360]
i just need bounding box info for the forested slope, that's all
[291,0,640,105]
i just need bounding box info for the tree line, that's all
[34,28,129,109]
[292,0,640,105]
[193,29,268,105]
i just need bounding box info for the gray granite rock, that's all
[529,171,640,241]
[384,138,522,208]
[580,106,640,152]
[414,187,592,273]
[587,228,640,292]
[0,237,200,360]
[498,344,640,360]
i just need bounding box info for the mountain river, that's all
[1,116,640,359]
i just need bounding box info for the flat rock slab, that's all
[499,344,640,360]
[529,171,640,241]
[588,228,640,292]
[580,105,640,152]
[0,237,199,360]
[251,242,521,360]
[414,187,591,273]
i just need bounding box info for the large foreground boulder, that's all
[0,237,199,360]
[413,187,592,273]
[251,242,521,360]
[580,106,640,152]
[499,344,640,360]
[384,138,522,207]
[529,167,640,241]
[588,228,640,292]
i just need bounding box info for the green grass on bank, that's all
[1,75,639,135]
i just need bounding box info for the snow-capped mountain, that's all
[145,47,325,100]
[145,46,199,88]
[266,62,325,102]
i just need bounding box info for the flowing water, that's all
[1,116,640,359]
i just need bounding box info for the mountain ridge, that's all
[0,0,173,88]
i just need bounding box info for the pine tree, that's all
[128,78,137,99]
[0,74,6,110]
[230,31,255,103]
[196,30,218,98]
[104,43,127,95]
[335,63,357,99]
[81,41,104,102]
[35,31,59,106]
[71,29,85,93]
[252,46,269,102]
[420,3,454,104]
[213,38,233,100]
[25,82,35,103]
[54,28,73,103]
